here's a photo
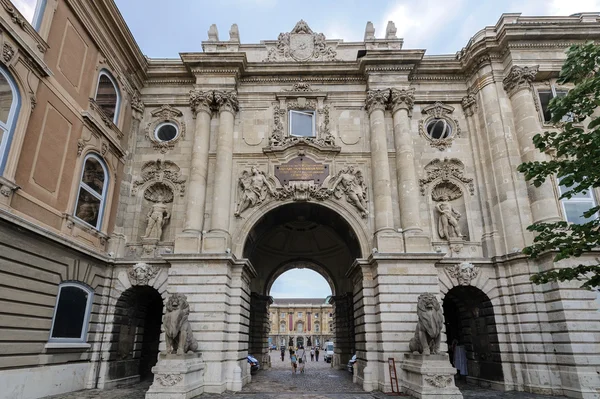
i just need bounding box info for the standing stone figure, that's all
[330,166,369,217]
[436,195,462,239]
[234,166,277,216]
[163,293,198,355]
[409,293,444,355]
[144,195,170,240]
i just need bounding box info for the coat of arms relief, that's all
[264,20,338,62]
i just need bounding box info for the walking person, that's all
[315,347,320,362]
[290,350,297,374]
[297,345,307,373]
[310,347,315,361]
[281,347,285,362]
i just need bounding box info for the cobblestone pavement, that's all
[42,353,567,399]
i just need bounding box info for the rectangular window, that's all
[558,179,597,224]
[297,312,302,317]
[314,313,319,318]
[538,87,571,124]
[280,312,286,319]
[289,110,315,137]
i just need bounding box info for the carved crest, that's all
[145,105,186,154]
[446,262,479,286]
[419,158,474,196]
[264,20,337,62]
[133,159,186,196]
[128,262,158,286]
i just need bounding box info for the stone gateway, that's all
[0,4,598,399]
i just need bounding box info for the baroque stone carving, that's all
[234,166,278,217]
[503,65,538,97]
[285,80,315,92]
[189,89,214,115]
[425,375,454,388]
[329,166,369,218]
[145,105,186,153]
[419,158,474,196]
[461,93,477,117]
[133,159,186,197]
[157,374,183,386]
[389,87,415,114]
[447,262,479,286]
[0,184,13,197]
[264,20,337,62]
[214,90,239,113]
[419,102,461,151]
[365,89,390,113]
[143,195,171,240]
[409,293,443,355]
[128,262,158,286]
[164,293,198,355]
[2,43,15,63]
[2,2,26,28]
[434,185,463,240]
[131,90,144,114]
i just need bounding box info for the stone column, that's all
[389,88,429,252]
[249,293,273,370]
[365,89,403,252]
[204,90,239,253]
[175,90,213,253]
[503,65,561,224]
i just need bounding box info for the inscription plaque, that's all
[275,157,330,186]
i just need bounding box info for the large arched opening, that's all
[443,286,504,385]
[106,286,163,384]
[243,202,363,372]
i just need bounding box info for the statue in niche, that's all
[329,166,369,218]
[143,194,171,240]
[235,166,277,217]
[432,182,463,239]
[163,293,198,355]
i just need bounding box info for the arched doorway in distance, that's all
[443,285,504,387]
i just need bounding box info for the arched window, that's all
[49,282,94,343]
[314,322,320,332]
[0,66,20,174]
[13,0,46,30]
[74,154,109,229]
[94,70,120,123]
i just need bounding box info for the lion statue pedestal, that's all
[401,294,462,399]
[146,294,205,399]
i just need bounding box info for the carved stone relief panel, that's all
[128,262,158,286]
[418,102,461,151]
[419,158,474,196]
[263,20,338,62]
[446,262,479,286]
[145,105,186,154]
[132,159,186,197]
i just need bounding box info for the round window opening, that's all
[155,123,178,142]
[426,118,452,140]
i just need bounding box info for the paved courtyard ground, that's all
[42,352,567,399]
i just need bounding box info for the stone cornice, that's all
[502,65,538,97]
[180,52,247,78]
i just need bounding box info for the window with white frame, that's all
[280,322,286,332]
[297,312,303,318]
[314,322,320,332]
[95,70,120,123]
[13,0,46,30]
[558,178,598,225]
[49,282,94,343]
[0,67,19,174]
[289,110,315,137]
[74,154,109,230]
[538,85,569,124]
[280,312,286,319]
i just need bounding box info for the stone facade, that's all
[0,3,599,399]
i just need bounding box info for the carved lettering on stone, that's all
[235,166,278,217]
[425,375,453,388]
[446,262,479,286]
[158,374,183,386]
[264,20,337,62]
[419,158,474,196]
[128,262,158,286]
[329,166,369,218]
[133,159,186,197]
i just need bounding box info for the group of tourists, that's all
[281,346,321,374]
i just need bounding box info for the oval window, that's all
[155,122,178,142]
[426,118,452,140]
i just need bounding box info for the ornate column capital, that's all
[365,89,390,114]
[502,65,538,97]
[214,90,239,114]
[389,87,415,115]
[189,89,213,116]
[461,94,477,117]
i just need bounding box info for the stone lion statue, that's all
[163,293,198,355]
[409,293,444,355]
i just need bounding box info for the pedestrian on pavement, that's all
[290,350,297,374]
[297,345,307,373]
[315,347,320,362]
[281,347,285,362]
[310,347,315,361]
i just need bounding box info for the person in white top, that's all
[296,346,307,373]
[310,347,315,361]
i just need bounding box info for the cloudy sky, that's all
[112,0,600,58]
[269,269,332,298]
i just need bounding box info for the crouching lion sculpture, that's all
[163,293,198,355]
[409,293,444,355]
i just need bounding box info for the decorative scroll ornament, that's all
[389,88,415,114]
[446,262,479,286]
[329,166,369,218]
[419,158,474,196]
[235,166,278,217]
[365,89,390,113]
[132,159,186,196]
[145,105,186,154]
[461,94,477,117]
[214,90,239,113]
[189,89,214,115]
[419,102,461,151]
[2,43,15,63]
[264,20,337,62]
[157,374,183,386]
[285,80,316,92]
[128,262,158,286]
[131,91,144,114]
[425,375,453,388]
[503,65,538,97]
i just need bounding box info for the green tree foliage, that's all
[517,42,600,289]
